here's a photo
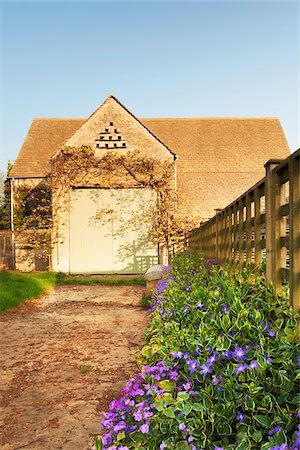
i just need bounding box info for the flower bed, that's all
[94,254,300,450]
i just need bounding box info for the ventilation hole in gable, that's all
[122,143,126,147]
[109,136,112,140]
[96,143,100,148]
[105,144,108,148]
[118,136,121,140]
[114,143,117,147]
[110,122,113,126]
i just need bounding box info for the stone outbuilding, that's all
[9,95,290,273]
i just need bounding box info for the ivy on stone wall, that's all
[12,146,200,259]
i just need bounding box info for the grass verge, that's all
[0,271,57,313]
[0,271,146,313]
[57,274,145,286]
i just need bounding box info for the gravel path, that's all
[0,285,149,450]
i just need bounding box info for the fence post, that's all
[265,160,283,292]
[289,151,300,315]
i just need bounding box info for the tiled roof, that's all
[10,115,290,219]
[10,118,85,177]
[141,118,290,218]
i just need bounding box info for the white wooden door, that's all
[69,188,158,274]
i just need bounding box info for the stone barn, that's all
[9,95,290,273]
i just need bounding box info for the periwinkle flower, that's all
[232,345,247,361]
[194,344,201,356]
[188,359,199,373]
[133,411,143,421]
[212,375,219,385]
[139,422,149,434]
[200,363,212,376]
[236,410,244,423]
[268,426,283,435]
[184,285,192,292]
[268,330,276,337]
[179,422,186,431]
[207,352,218,366]
[113,421,126,433]
[235,363,247,375]
[221,303,229,314]
[249,360,259,371]
[184,306,190,314]
[197,302,205,311]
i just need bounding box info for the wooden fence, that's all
[188,148,300,314]
[0,230,14,269]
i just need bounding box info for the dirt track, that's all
[0,285,149,449]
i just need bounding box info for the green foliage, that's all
[95,254,300,449]
[0,271,57,312]
[0,179,11,230]
[79,364,92,374]
[56,274,146,286]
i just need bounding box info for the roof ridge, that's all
[141,117,280,120]
[32,117,85,121]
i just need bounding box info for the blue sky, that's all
[1,0,299,174]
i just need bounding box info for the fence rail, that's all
[188,148,300,314]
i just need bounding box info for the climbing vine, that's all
[12,146,200,261]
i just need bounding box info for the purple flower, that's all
[172,351,183,359]
[212,375,219,385]
[221,303,229,314]
[179,422,186,430]
[249,360,258,371]
[232,345,247,361]
[184,306,190,314]
[113,421,126,433]
[266,356,273,364]
[155,278,169,295]
[297,356,300,367]
[214,447,224,450]
[119,447,129,450]
[184,285,192,292]
[197,302,205,311]
[222,349,232,360]
[207,352,218,366]
[160,443,166,450]
[268,330,276,337]
[235,364,247,375]
[194,344,201,356]
[102,433,113,446]
[140,423,149,434]
[133,411,143,421]
[188,359,199,373]
[212,297,218,303]
[268,426,283,435]
[236,410,244,423]
[200,363,212,376]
